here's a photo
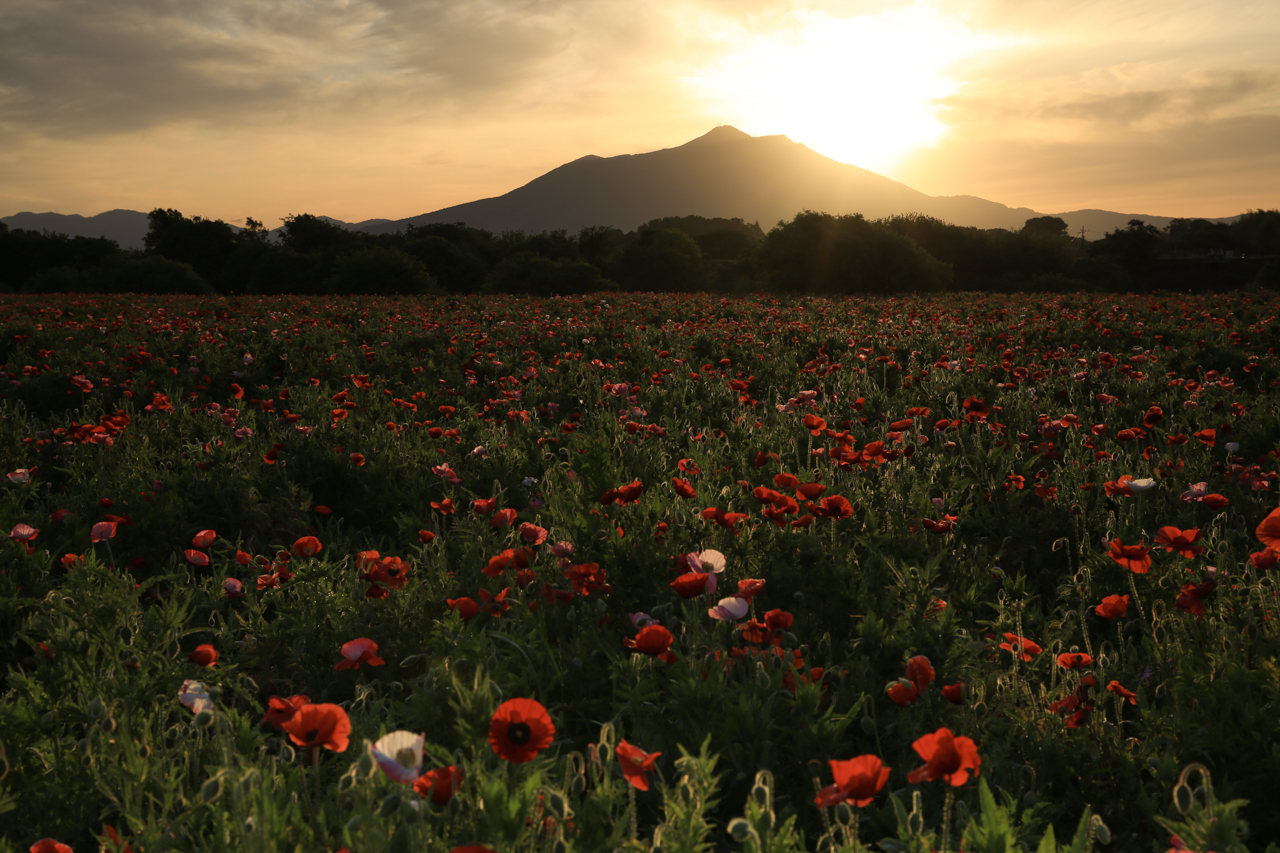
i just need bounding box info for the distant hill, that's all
[3,128,1242,247]
[1,209,152,250]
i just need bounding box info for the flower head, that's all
[708,596,749,621]
[489,698,555,763]
[999,633,1042,662]
[906,727,980,786]
[616,739,662,791]
[414,765,462,805]
[336,638,385,670]
[1095,594,1129,620]
[1154,526,1204,559]
[292,535,322,557]
[178,680,213,714]
[188,644,218,667]
[282,703,351,752]
[370,730,425,783]
[624,624,677,664]
[814,755,891,808]
[91,521,118,542]
[1108,539,1152,574]
[261,694,310,730]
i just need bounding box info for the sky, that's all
[1,0,1277,224]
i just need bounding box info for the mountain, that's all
[360,126,1222,237]
[3,129,1241,246]
[1,209,152,250]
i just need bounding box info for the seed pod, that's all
[379,793,402,817]
[200,776,223,803]
[194,711,215,729]
[727,818,751,842]
[1173,782,1193,815]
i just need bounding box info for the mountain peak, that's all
[686,125,755,145]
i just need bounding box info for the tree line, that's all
[3,207,1278,296]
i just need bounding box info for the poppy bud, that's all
[448,795,463,816]
[1092,816,1111,845]
[860,715,875,735]
[399,797,421,822]
[243,817,256,834]
[337,772,356,793]
[194,710,215,729]
[973,701,987,716]
[793,591,804,605]
[834,802,853,826]
[781,631,798,647]
[207,686,223,703]
[571,774,586,796]
[546,790,569,819]
[727,818,751,842]
[239,769,259,795]
[200,776,223,803]
[40,711,56,727]
[1173,782,1194,814]
[99,715,117,734]
[357,752,377,778]
[279,744,296,763]
[553,840,569,853]
[345,816,365,833]
[1153,625,1166,645]
[378,793,402,817]
[87,696,106,719]
[566,606,577,623]
[907,807,924,836]
[751,784,769,806]
[756,662,771,690]
[1022,791,1037,807]
[81,753,93,767]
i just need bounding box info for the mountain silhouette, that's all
[3,128,1239,246]
[360,126,1204,237]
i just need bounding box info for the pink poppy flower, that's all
[91,521,118,542]
[708,596,749,621]
[335,638,385,670]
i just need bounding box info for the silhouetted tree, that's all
[403,233,491,293]
[1092,219,1163,270]
[609,228,705,292]
[577,226,626,268]
[1022,216,1069,238]
[279,214,359,256]
[143,208,238,289]
[325,247,440,295]
[760,212,950,294]
[485,252,614,295]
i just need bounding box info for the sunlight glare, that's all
[686,8,1006,172]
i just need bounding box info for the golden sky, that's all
[1,0,1276,224]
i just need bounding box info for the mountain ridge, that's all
[3,127,1242,248]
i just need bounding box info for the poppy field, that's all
[3,290,1280,853]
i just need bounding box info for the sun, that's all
[685,8,1001,173]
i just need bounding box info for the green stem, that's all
[941,789,954,853]
[1126,572,1148,632]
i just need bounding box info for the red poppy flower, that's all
[816,494,853,518]
[184,549,210,567]
[91,521,118,542]
[29,840,73,853]
[1107,681,1137,705]
[797,482,827,500]
[1258,508,1280,550]
[999,633,1042,661]
[906,728,980,786]
[1193,428,1216,447]
[335,638,385,670]
[669,572,709,598]
[616,739,662,791]
[672,478,696,498]
[1200,493,1229,509]
[1251,549,1280,571]
[415,765,462,804]
[483,549,517,578]
[1095,595,1129,620]
[448,596,480,621]
[803,414,827,434]
[564,562,609,596]
[886,680,918,706]
[739,618,769,644]
[192,529,217,548]
[188,644,218,667]
[941,682,964,704]
[292,536,322,557]
[814,755,891,808]
[771,472,799,490]
[473,498,497,515]
[624,624,677,664]
[490,508,518,529]
[1154,526,1204,558]
[261,694,310,730]
[905,655,935,692]
[736,578,766,599]
[701,507,749,533]
[1056,652,1093,670]
[1176,579,1216,619]
[282,703,351,752]
[489,698,555,763]
[1108,539,1151,574]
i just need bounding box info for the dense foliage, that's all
[2,291,1279,852]
[3,208,1278,297]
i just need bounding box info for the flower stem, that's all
[1126,572,1148,632]
[941,789,954,853]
